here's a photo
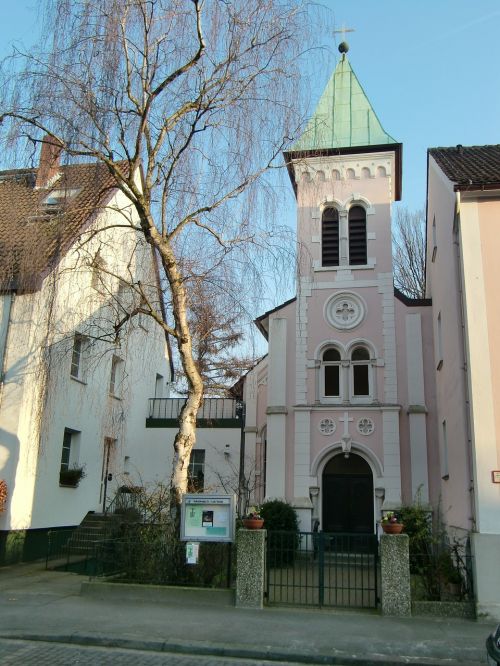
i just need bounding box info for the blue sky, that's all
[1,0,499,212]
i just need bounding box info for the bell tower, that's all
[283,44,404,528]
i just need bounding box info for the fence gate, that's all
[266,531,378,609]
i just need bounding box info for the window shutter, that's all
[322,208,339,266]
[348,206,367,265]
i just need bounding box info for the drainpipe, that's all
[236,400,246,517]
[0,291,15,406]
[453,191,477,531]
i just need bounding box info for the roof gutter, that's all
[454,182,500,193]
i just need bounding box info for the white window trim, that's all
[70,333,88,383]
[109,355,124,398]
[349,359,372,403]
[319,200,371,270]
[321,362,342,403]
[60,428,81,472]
[317,341,376,404]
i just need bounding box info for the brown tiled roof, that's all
[429,145,500,190]
[0,161,125,292]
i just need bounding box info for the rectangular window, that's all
[109,355,123,397]
[188,449,205,492]
[353,365,369,396]
[59,428,81,486]
[154,374,164,399]
[324,365,340,396]
[70,334,87,380]
[60,429,73,472]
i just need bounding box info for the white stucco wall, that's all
[0,185,170,531]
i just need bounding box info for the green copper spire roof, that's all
[290,54,397,152]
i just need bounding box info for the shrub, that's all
[398,500,470,601]
[260,499,299,566]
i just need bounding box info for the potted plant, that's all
[59,465,86,488]
[381,511,404,534]
[242,506,264,530]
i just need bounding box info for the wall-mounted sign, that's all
[492,471,500,484]
[186,542,200,564]
[180,493,235,542]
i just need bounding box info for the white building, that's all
[0,138,172,562]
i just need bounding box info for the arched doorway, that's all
[322,453,374,533]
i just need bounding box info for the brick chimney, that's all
[35,135,63,189]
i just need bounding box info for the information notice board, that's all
[180,493,235,542]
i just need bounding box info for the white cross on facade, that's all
[339,411,353,437]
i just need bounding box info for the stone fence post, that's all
[235,528,266,609]
[380,533,411,616]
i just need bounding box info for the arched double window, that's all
[321,205,368,268]
[320,344,373,402]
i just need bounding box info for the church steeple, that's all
[285,48,402,200]
[291,51,397,153]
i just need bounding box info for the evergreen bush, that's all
[260,499,299,566]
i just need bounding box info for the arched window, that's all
[348,206,367,266]
[322,208,339,267]
[322,348,341,397]
[351,346,370,397]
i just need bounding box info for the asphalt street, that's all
[0,561,493,665]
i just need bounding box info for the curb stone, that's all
[0,632,485,666]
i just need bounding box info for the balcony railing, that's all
[147,397,243,428]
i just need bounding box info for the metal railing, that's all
[409,548,474,602]
[267,531,378,609]
[105,486,144,518]
[90,532,234,587]
[148,397,243,421]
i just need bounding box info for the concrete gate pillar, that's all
[380,533,411,616]
[235,528,266,609]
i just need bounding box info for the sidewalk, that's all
[0,561,494,665]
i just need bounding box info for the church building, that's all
[242,45,500,619]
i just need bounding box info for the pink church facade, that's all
[241,52,500,619]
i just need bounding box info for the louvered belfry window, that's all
[348,206,367,265]
[322,207,339,266]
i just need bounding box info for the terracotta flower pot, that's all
[242,518,264,530]
[382,522,403,534]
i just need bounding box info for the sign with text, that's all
[180,493,235,542]
[492,471,500,484]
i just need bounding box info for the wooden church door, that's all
[322,453,374,533]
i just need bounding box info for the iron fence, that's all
[409,547,474,602]
[46,528,99,574]
[90,530,234,588]
[267,531,378,609]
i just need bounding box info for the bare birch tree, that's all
[393,207,426,299]
[0,0,315,507]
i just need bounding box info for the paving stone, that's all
[0,638,295,666]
